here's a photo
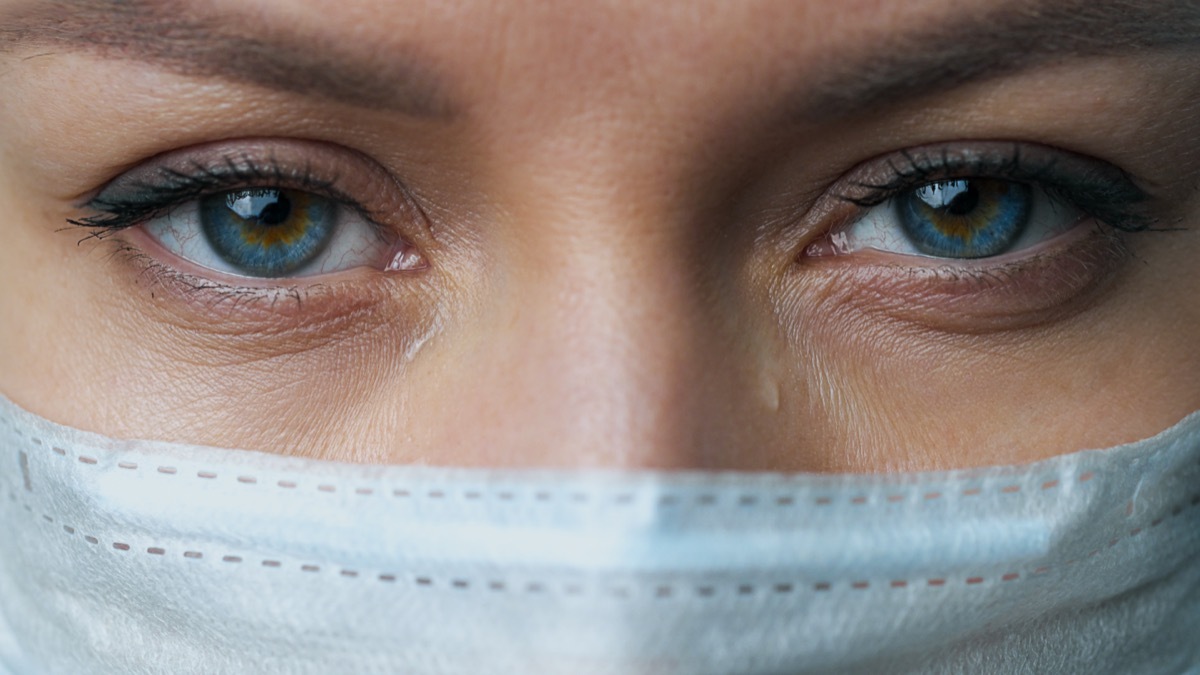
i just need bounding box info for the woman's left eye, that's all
[816,177,1081,260]
[146,187,406,279]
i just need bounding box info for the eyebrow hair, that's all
[792,0,1200,123]
[0,0,457,118]
[0,0,1195,124]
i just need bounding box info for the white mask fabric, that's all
[1,393,1198,674]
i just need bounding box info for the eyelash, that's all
[68,158,382,242]
[833,145,1156,235]
[69,143,1159,281]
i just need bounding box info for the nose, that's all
[412,214,785,470]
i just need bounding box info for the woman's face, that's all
[0,0,1197,472]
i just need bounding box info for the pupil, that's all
[226,189,293,227]
[915,180,979,217]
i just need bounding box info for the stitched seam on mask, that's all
[18,433,1126,508]
[8,484,1199,597]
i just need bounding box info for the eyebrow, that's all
[0,0,457,118]
[0,1,1195,125]
[792,0,1200,123]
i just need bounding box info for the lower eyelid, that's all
[794,223,1132,336]
[102,234,413,331]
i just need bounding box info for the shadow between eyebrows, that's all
[0,0,458,118]
[789,0,1200,124]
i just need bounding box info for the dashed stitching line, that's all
[8,424,1199,598]
[22,434,1107,508]
[11,486,1196,598]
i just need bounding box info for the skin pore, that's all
[0,0,1197,472]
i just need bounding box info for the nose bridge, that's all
[488,230,714,469]
[416,124,776,469]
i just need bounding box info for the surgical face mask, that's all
[1,394,1198,675]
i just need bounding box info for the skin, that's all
[0,0,1198,472]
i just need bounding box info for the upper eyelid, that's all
[77,163,353,229]
[840,145,1065,206]
[67,139,429,239]
[828,142,1155,232]
[842,149,1033,205]
[120,160,340,202]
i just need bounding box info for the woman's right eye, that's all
[70,140,429,282]
[146,187,414,279]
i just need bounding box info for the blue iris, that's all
[200,189,337,277]
[896,179,1031,258]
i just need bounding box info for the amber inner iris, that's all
[897,179,1032,258]
[200,189,337,277]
